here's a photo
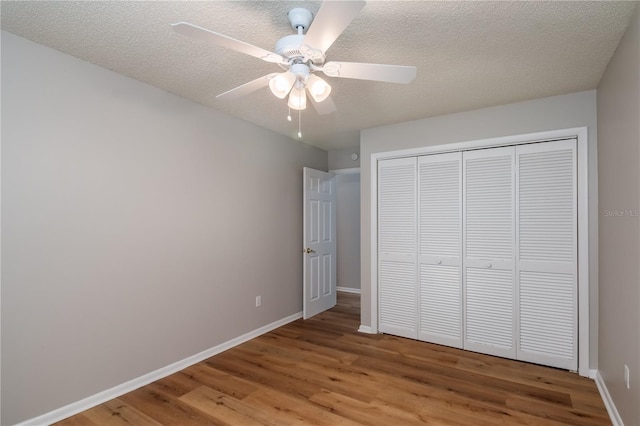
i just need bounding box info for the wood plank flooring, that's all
[56,293,609,425]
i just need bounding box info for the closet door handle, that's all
[437,260,442,265]
[485,263,492,269]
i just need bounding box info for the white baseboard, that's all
[594,370,624,426]
[358,325,374,334]
[16,311,303,426]
[337,286,361,294]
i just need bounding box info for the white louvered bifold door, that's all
[463,147,516,359]
[418,153,463,347]
[516,140,577,370]
[378,157,418,339]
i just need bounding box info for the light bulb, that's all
[306,75,332,102]
[269,72,295,99]
[311,80,327,96]
[275,78,288,92]
[288,84,307,110]
[312,83,326,96]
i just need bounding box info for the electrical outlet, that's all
[256,296,262,307]
[624,365,630,389]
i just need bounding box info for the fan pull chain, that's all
[287,106,292,122]
[298,109,302,139]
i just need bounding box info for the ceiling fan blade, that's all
[310,96,337,115]
[322,61,417,84]
[172,22,286,64]
[216,73,279,100]
[302,1,366,54]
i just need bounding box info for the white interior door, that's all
[303,167,336,319]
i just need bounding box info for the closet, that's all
[378,138,577,370]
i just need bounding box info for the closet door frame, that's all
[369,127,590,377]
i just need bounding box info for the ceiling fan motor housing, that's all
[275,35,326,69]
[275,34,305,59]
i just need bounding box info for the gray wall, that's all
[335,173,361,291]
[360,90,599,368]
[330,148,361,292]
[597,3,640,425]
[1,32,327,425]
[328,147,360,170]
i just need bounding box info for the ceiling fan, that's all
[172,1,417,115]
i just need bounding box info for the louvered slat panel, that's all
[379,260,417,338]
[465,154,513,260]
[519,271,574,359]
[378,158,417,339]
[463,148,515,359]
[516,140,577,370]
[417,153,462,348]
[465,268,514,351]
[419,159,460,257]
[518,149,575,263]
[419,264,461,345]
[379,162,416,254]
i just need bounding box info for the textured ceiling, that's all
[1,1,636,150]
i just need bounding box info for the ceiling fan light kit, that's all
[172,0,416,135]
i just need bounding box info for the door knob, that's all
[305,248,315,254]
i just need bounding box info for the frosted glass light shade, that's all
[306,74,332,102]
[288,85,307,110]
[269,72,295,99]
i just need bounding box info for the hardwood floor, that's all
[56,293,609,425]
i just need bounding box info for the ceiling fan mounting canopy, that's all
[287,8,313,32]
[171,1,417,115]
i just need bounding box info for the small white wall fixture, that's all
[369,127,590,377]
